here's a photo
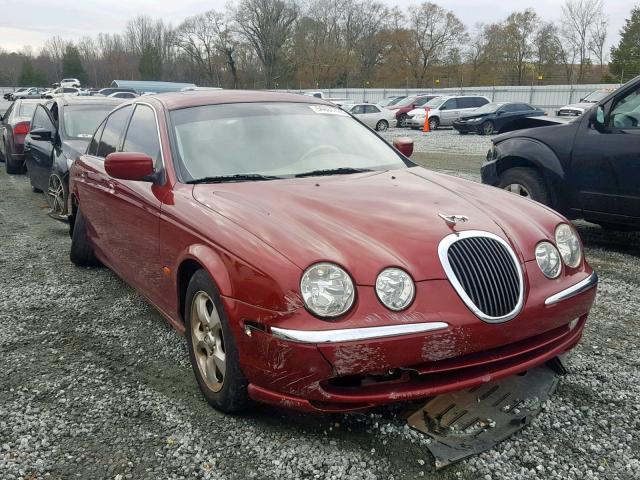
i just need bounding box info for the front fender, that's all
[494,137,565,183]
[178,244,233,297]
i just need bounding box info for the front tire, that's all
[70,205,100,266]
[185,270,249,413]
[375,120,389,131]
[428,116,439,130]
[497,167,551,205]
[480,121,494,135]
[47,173,68,219]
[398,114,408,128]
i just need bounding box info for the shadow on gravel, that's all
[575,221,640,257]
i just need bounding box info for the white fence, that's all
[2,84,623,113]
[282,84,622,113]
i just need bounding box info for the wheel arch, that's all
[176,245,233,323]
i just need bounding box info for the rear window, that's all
[63,105,117,139]
[19,103,37,118]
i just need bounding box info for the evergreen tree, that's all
[139,45,162,80]
[18,58,48,86]
[609,7,640,82]
[62,45,88,84]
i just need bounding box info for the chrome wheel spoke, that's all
[190,291,225,392]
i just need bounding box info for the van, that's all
[406,95,490,130]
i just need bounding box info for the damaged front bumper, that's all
[226,274,597,413]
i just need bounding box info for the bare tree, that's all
[42,35,69,79]
[561,0,605,82]
[392,2,465,86]
[234,0,298,88]
[589,16,608,78]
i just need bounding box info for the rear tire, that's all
[5,144,22,174]
[185,270,249,413]
[70,206,100,266]
[375,120,389,131]
[497,167,551,205]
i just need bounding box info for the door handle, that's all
[106,180,116,191]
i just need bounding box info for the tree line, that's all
[2,0,638,89]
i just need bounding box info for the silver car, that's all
[348,103,396,131]
[406,95,490,130]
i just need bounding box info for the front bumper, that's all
[226,272,597,413]
[453,121,481,133]
[405,116,426,127]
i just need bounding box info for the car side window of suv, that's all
[97,106,132,158]
[442,98,458,110]
[457,98,475,109]
[609,87,640,129]
[122,104,162,168]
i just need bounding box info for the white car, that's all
[42,87,81,99]
[348,103,396,131]
[60,78,81,88]
[406,95,490,130]
[108,91,138,99]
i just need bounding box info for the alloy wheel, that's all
[191,291,226,393]
[482,122,494,135]
[376,120,388,131]
[47,174,66,216]
[504,183,531,198]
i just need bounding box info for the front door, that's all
[102,103,167,306]
[24,105,56,191]
[439,98,459,125]
[570,83,640,223]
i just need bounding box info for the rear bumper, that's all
[226,272,597,413]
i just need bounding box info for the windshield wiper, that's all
[186,174,282,184]
[294,167,374,178]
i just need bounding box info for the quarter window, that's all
[88,120,106,156]
[97,106,132,158]
[122,105,162,167]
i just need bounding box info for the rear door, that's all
[24,105,56,191]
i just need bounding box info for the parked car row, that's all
[4,85,139,102]
[1,88,598,415]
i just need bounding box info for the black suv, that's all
[481,75,640,230]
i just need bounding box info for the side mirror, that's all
[105,152,154,181]
[393,137,414,157]
[497,110,505,115]
[593,105,606,131]
[29,127,53,141]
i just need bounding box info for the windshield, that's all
[19,103,37,118]
[395,96,418,107]
[473,103,503,114]
[425,97,446,108]
[170,103,407,182]
[63,105,114,139]
[583,90,611,102]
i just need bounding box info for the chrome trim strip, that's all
[270,322,449,344]
[438,230,525,324]
[545,272,598,306]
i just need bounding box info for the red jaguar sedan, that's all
[68,91,597,413]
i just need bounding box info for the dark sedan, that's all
[0,99,40,173]
[453,102,545,135]
[24,96,125,220]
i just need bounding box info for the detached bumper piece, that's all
[407,363,561,469]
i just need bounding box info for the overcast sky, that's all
[0,0,634,55]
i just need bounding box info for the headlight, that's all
[376,268,415,311]
[535,242,562,278]
[300,263,355,318]
[555,224,582,268]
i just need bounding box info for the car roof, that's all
[55,96,127,107]
[152,90,329,110]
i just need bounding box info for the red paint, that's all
[392,137,414,157]
[105,152,154,181]
[69,91,597,412]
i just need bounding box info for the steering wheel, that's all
[298,145,341,165]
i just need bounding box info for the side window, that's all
[88,120,106,156]
[500,104,518,113]
[351,105,365,115]
[364,105,379,114]
[457,97,475,109]
[517,103,534,111]
[474,97,489,107]
[31,105,55,131]
[122,105,162,167]
[609,88,640,129]
[97,106,132,158]
[442,98,458,110]
[415,97,430,107]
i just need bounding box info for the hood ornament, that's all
[439,214,469,227]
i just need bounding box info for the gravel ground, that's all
[379,127,493,157]
[1,159,640,480]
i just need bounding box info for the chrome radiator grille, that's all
[439,232,523,322]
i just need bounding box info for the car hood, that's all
[192,167,560,285]
[492,117,578,143]
[457,113,489,121]
[560,102,594,111]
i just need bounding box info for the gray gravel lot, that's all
[1,150,640,479]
